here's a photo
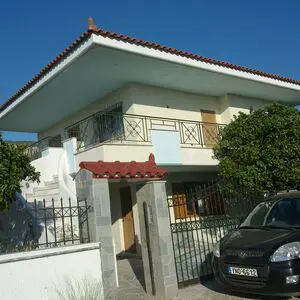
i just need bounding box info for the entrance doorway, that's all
[120,186,136,252]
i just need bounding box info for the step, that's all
[26,190,59,198]
[26,192,60,199]
[44,174,59,186]
[25,193,60,204]
[43,181,59,189]
[33,186,59,195]
[31,194,60,202]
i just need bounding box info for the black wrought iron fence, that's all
[167,180,263,286]
[0,197,90,254]
[65,111,226,151]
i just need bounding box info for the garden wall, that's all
[0,243,104,300]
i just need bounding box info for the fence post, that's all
[136,181,178,299]
[76,169,117,300]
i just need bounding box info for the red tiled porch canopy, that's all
[79,154,167,179]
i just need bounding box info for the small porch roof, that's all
[79,153,167,179]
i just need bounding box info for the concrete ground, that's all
[116,257,271,300]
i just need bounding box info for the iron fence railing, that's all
[25,135,62,161]
[64,111,226,151]
[0,198,90,254]
[167,180,263,286]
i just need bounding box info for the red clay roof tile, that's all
[79,153,167,179]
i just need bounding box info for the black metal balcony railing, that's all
[65,111,226,152]
[25,135,62,161]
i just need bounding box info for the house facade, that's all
[1,19,300,256]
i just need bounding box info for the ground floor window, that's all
[172,181,225,219]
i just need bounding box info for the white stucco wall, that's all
[109,184,124,254]
[74,144,154,172]
[22,142,76,205]
[180,147,217,166]
[21,147,63,201]
[128,83,222,123]
[31,148,63,183]
[128,84,272,125]
[74,143,217,170]
[218,94,231,123]
[220,94,271,123]
[0,243,104,300]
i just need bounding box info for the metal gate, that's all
[77,198,91,244]
[167,180,262,287]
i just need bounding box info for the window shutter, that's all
[200,110,218,146]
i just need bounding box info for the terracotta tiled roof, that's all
[79,153,167,179]
[1,19,300,114]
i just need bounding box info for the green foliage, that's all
[0,133,40,210]
[214,102,300,193]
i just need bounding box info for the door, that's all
[172,183,198,219]
[201,110,218,146]
[120,186,136,252]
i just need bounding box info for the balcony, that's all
[25,136,63,161]
[65,111,226,153]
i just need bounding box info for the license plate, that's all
[228,266,258,277]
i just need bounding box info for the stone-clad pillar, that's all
[136,181,178,299]
[76,170,116,299]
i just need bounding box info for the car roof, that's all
[264,191,300,203]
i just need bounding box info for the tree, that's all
[0,134,40,211]
[214,102,300,194]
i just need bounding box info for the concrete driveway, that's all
[116,257,273,300]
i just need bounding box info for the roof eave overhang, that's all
[2,32,300,121]
[92,33,300,92]
[0,34,95,120]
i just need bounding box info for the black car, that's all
[212,191,300,297]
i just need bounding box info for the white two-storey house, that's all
[1,19,300,254]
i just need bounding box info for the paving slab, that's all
[116,257,277,300]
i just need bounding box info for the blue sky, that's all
[1,0,300,141]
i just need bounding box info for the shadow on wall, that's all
[0,193,45,253]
